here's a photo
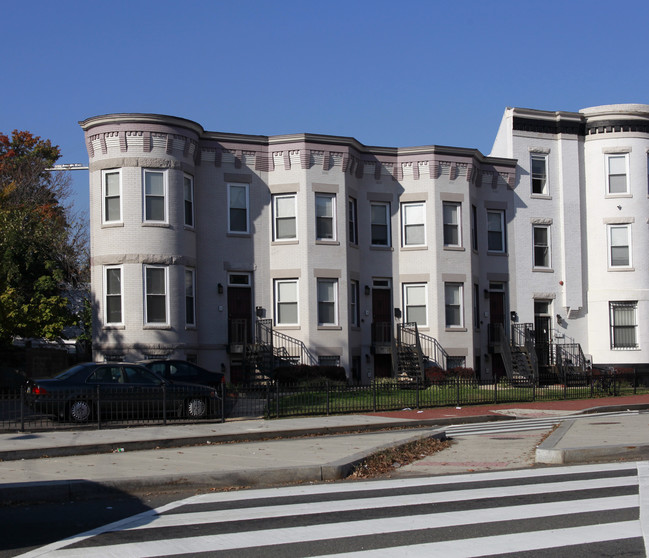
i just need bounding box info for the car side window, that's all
[123,366,159,384]
[148,362,167,377]
[87,366,122,384]
[171,362,193,377]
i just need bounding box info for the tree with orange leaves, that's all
[0,130,88,345]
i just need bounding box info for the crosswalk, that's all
[19,460,649,557]
[445,409,641,437]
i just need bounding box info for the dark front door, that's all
[489,291,506,380]
[372,288,393,378]
[534,301,552,369]
[228,287,252,343]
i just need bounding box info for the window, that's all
[473,283,480,330]
[316,194,336,240]
[185,268,195,326]
[442,202,460,247]
[608,224,631,268]
[102,170,121,223]
[105,266,122,324]
[533,225,551,268]
[348,197,358,245]
[402,202,426,246]
[228,183,249,233]
[471,205,478,251]
[531,154,548,195]
[607,154,628,194]
[275,279,298,325]
[371,202,390,246]
[144,170,166,222]
[317,278,338,325]
[350,280,359,326]
[445,283,463,328]
[144,266,167,324]
[273,194,296,240]
[318,355,340,367]
[610,301,638,349]
[487,210,505,252]
[184,175,194,227]
[404,283,427,326]
[447,356,466,369]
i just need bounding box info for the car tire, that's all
[186,397,207,419]
[69,400,92,423]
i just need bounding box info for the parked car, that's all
[139,359,226,389]
[25,362,219,423]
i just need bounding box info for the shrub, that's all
[272,364,347,384]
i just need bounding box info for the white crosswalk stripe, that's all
[445,409,641,437]
[18,461,648,557]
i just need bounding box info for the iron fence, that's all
[1,368,646,431]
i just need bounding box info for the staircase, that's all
[395,323,448,380]
[491,323,536,385]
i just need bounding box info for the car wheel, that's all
[69,400,92,422]
[186,397,207,419]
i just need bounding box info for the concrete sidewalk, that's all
[1,396,648,504]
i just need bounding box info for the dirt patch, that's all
[348,436,451,479]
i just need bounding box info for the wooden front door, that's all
[228,286,252,343]
[489,291,506,380]
[372,287,392,378]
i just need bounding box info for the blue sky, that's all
[3,0,649,216]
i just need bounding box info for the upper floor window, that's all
[442,202,461,247]
[487,210,506,253]
[404,283,427,326]
[402,202,426,247]
[185,268,196,327]
[531,154,548,195]
[348,197,358,245]
[606,154,628,195]
[104,266,122,324]
[315,193,336,241]
[102,170,121,223]
[275,279,298,326]
[317,278,338,325]
[533,225,551,268]
[610,301,638,349]
[608,224,631,268]
[273,194,297,241]
[144,170,166,222]
[471,205,478,251]
[370,202,390,247]
[144,265,168,325]
[184,175,194,228]
[228,183,249,234]
[350,280,359,327]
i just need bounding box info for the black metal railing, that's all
[255,319,317,366]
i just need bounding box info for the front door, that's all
[228,286,252,344]
[372,286,392,378]
[534,300,552,370]
[489,289,506,380]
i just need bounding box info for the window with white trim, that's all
[606,154,629,194]
[348,197,358,245]
[228,183,249,233]
[531,154,548,195]
[318,355,340,367]
[404,283,427,326]
[402,202,426,247]
[316,193,336,240]
[442,202,461,247]
[185,268,196,326]
[273,194,296,240]
[444,283,463,328]
[608,224,631,268]
[471,205,478,251]
[487,210,506,253]
[370,202,390,246]
[184,175,194,227]
[317,278,338,325]
[275,279,298,325]
[102,170,121,223]
[104,266,122,324]
[533,225,551,268]
[350,280,359,327]
[143,170,166,222]
[144,266,167,324]
[610,301,638,349]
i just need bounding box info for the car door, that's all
[122,365,165,418]
[85,365,124,417]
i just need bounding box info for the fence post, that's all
[220,382,225,423]
[96,385,101,430]
[563,367,567,400]
[590,369,594,398]
[162,383,167,426]
[373,381,377,413]
[456,376,461,408]
[416,379,420,409]
[494,376,498,404]
[20,388,25,432]
[634,368,637,395]
[326,381,330,416]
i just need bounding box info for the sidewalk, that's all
[1,395,648,504]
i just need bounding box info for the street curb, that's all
[0,415,505,462]
[0,430,447,504]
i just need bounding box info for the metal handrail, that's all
[255,319,317,366]
[397,323,425,378]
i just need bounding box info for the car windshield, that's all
[54,364,90,381]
